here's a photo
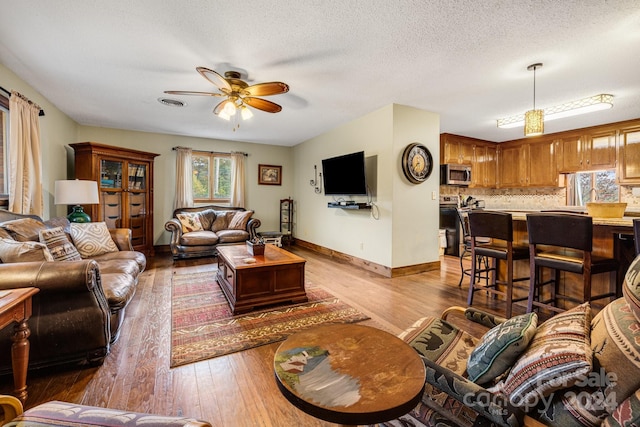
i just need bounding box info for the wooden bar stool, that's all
[526,213,618,314]
[467,211,530,318]
[457,208,491,288]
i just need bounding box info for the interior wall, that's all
[292,104,440,269]
[75,126,294,246]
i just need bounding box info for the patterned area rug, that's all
[171,271,370,367]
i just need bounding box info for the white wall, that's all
[293,104,440,269]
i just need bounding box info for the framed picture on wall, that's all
[258,164,282,185]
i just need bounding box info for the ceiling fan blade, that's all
[244,97,283,113]
[164,90,223,97]
[245,82,290,97]
[197,67,232,91]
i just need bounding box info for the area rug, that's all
[170,271,370,367]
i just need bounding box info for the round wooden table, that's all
[274,323,425,426]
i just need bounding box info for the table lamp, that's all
[54,180,99,223]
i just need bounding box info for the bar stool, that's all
[467,211,530,318]
[457,208,491,288]
[526,213,618,314]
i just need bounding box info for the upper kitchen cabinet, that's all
[618,124,640,184]
[558,130,616,173]
[70,142,159,255]
[472,144,497,188]
[497,139,560,188]
[441,133,475,165]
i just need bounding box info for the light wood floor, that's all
[1,247,512,426]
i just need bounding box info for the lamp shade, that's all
[54,180,99,205]
[524,109,544,136]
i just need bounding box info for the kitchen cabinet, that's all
[497,139,559,188]
[559,130,616,172]
[618,125,640,184]
[472,144,496,188]
[70,142,159,255]
[441,134,474,165]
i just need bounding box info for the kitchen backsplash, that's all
[440,185,640,210]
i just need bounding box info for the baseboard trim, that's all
[294,239,440,278]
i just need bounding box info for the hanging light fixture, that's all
[524,63,544,137]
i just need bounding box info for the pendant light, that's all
[524,63,544,137]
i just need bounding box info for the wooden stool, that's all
[526,213,618,314]
[468,211,529,318]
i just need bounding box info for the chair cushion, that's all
[70,222,119,258]
[39,226,82,261]
[467,312,538,385]
[176,211,204,233]
[491,303,592,409]
[179,230,219,246]
[0,237,54,262]
[216,229,249,243]
[211,211,236,232]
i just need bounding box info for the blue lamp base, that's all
[67,205,91,223]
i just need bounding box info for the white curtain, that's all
[174,146,193,209]
[8,92,43,216]
[230,152,246,207]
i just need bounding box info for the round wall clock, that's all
[402,142,433,184]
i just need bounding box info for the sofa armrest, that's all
[109,228,134,251]
[421,356,525,427]
[441,306,506,329]
[0,260,102,294]
[0,395,23,424]
[247,217,261,241]
[165,218,184,241]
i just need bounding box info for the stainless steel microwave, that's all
[440,164,471,186]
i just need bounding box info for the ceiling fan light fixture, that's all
[240,105,253,120]
[218,110,231,121]
[223,100,237,116]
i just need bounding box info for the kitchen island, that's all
[480,209,636,313]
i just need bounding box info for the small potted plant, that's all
[246,236,266,256]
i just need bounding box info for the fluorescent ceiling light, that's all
[497,94,614,129]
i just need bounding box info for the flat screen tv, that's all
[322,151,368,196]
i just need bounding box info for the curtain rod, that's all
[172,146,248,156]
[0,85,45,116]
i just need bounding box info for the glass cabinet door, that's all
[100,159,123,189]
[127,162,146,191]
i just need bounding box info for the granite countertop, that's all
[484,208,637,228]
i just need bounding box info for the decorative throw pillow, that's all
[70,222,119,258]
[622,253,640,323]
[39,226,82,261]
[1,217,48,241]
[490,303,592,409]
[467,312,538,385]
[211,211,235,232]
[0,238,54,262]
[176,212,203,233]
[228,210,253,230]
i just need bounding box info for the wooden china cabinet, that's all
[70,142,159,255]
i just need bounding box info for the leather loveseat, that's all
[0,210,145,373]
[165,205,261,259]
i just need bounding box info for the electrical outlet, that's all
[432,191,436,200]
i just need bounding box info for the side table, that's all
[0,287,39,404]
[274,323,425,426]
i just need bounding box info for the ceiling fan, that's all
[165,67,289,122]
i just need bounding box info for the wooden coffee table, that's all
[274,323,426,426]
[216,244,307,314]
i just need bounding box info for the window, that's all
[0,93,8,207]
[567,169,619,206]
[192,151,231,203]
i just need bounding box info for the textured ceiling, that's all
[0,1,639,146]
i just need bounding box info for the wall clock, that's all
[402,142,433,184]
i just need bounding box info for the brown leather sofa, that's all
[165,205,261,259]
[0,210,145,374]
